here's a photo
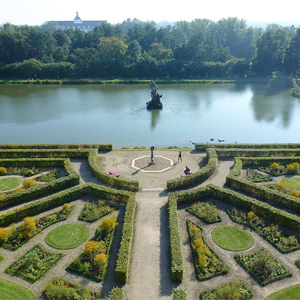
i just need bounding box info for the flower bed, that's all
[228,208,300,253]
[235,248,292,286]
[187,220,229,281]
[200,280,252,300]
[0,204,74,251]
[186,201,221,223]
[78,199,115,222]
[5,245,63,283]
[67,218,117,282]
[44,277,100,300]
[246,168,272,182]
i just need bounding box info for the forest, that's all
[0,17,300,79]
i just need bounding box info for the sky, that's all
[1,0,300,26]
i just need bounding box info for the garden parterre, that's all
[1,144,300,299]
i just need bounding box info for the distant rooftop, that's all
[50,12,106,32]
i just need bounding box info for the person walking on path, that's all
[178,151,182,162]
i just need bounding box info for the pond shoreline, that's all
[0,77,268,85]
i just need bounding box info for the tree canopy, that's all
[0,18,299,78]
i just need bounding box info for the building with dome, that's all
[51,12,106,32]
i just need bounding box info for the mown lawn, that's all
[0,177,21,191]
[265,283,300,300]
[211,225,254,251]
[282,177,300,190]
[0,278,36,300]
[45,223,89,250]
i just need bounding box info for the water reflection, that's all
[148,109,161,130]
[250,85,296,128]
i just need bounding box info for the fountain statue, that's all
[146,81,163,109]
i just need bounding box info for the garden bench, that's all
[109,170,120,177]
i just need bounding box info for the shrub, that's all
[94,253,108,266]
[19,216,36,239]
[84,241,105,260]
[0,167,7,175]
[0,227,13,242]
[26,169,35,176]
[291,189,300,198]
[62,203,70,211]
[102,217,118,232]
[44,278,100,300]
[287,162,300,174]
[22,178,37,189]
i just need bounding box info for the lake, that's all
[0,83,299,148]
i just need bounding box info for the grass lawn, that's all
[265,283,300,300]
[45,223,89,250]
[281,177,300,190]
[0,278,36,300]
[211,225,254,251]
[0,177,21,191]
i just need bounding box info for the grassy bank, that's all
[0,78,268,85]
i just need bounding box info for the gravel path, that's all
[1,150,300,300]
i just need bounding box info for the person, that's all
[178,151,182,162]
[184,166,191,174]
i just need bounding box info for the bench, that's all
[181,171,192,177]
[109,170,120,177]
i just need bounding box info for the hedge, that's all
[0,158,80,209]
[88,150,139,192]
[115,196,136,283]
[226,157,300,214]
[169,183,300,233]
[167,149,218,191]
[214,148,300,158]
[173,288,187,300]
[168,198,184,281]
[208,184,300,232]
[0,183,133,227]
[0,147,139,191]
[0,148,92,158]
[195,143,300,150]
[0,143,112,150]
[106,287,126,300]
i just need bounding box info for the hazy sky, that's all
[1,0,300,25]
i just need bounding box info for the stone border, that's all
[131,155,174,173]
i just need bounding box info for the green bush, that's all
[168,198,184,281]
[106,288,126,300]
[88,150,139,191]
[0,183,132,227]
[173,288,187,300]
[115,196,136,283]
[44,277,100,300]
[167,149,218,190]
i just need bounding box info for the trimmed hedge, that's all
[0,158,80,209]
[173,288,187,300]
[0,147,139,191]
[0,183,133,227]
[195,143,300,150]
[115,196,136,283]
[168,198,184,281]
[226,157,300,214]
[167,149,218,191]
[214,148,300,158]
[106,287,126,300]
[88,150,139,192]
[208,184,300,232]
[0,143,112,150]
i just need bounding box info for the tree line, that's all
[0,17,300,79]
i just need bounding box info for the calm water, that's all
[0,83,300,148]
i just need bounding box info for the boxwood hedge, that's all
[167,149,218,191]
